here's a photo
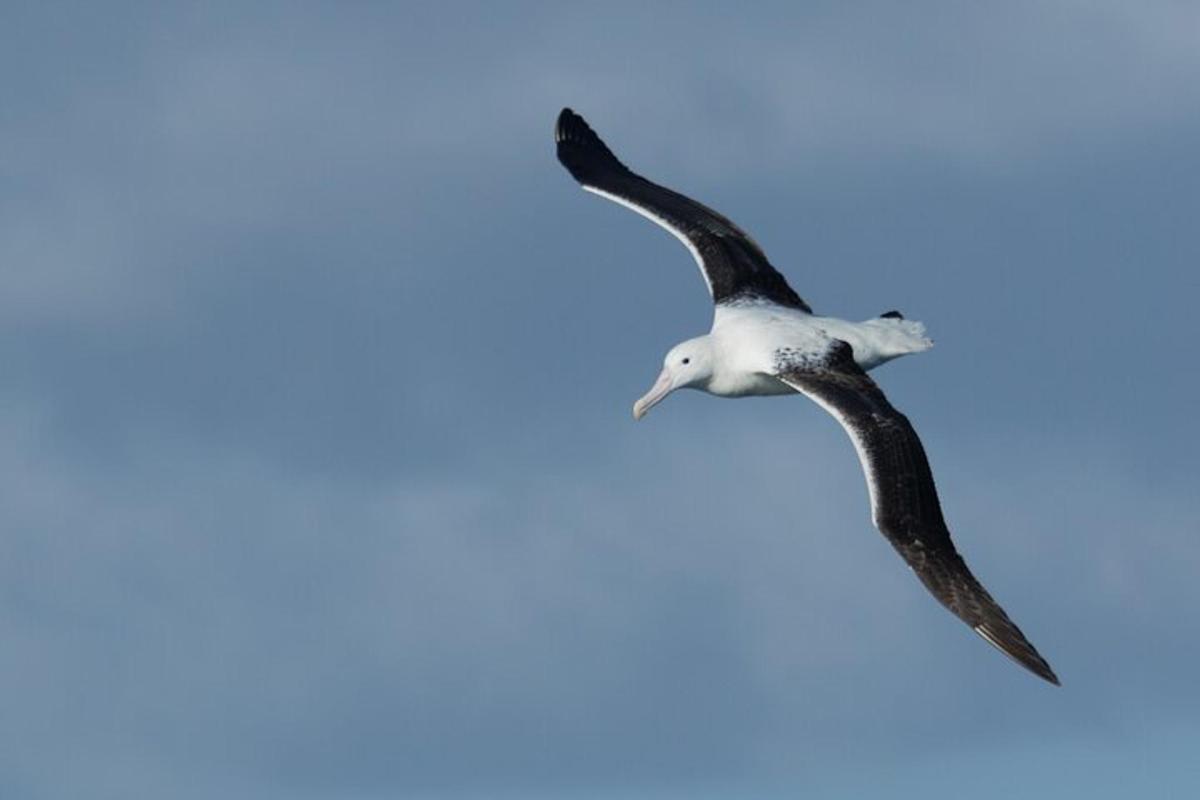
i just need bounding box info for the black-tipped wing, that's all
[555,108,811,312]
[776,341,1059,685]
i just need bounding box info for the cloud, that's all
[3,386,1196,796]
[514,1,1200,176]
[6,1,1199,325]
[3,3,1200,797]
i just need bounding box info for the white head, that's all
[632,336,715,420]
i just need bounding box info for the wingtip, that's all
[1036,657,1062,686]
[555,107,588,144]
[1026,658,1061,686]
[553,107,629,183]
[554,107,574,142]
[973,623,1061,686]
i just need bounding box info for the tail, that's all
[863,316,934,358]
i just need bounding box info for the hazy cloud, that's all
[2,2,1199,797]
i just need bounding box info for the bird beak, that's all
[633,368,675,420]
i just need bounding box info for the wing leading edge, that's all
[555,108,811,312]
[776,340,1060,685]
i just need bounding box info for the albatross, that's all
[554,107,1059,685]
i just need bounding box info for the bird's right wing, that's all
[775,340,1059,685]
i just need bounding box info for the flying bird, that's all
[554,108,1059,685]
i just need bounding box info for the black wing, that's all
[555,108,811,312]
[776,341,1059,685]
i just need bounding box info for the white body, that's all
[633,302,933,418]
[705,304,933,396]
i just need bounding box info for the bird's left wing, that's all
[555,108,811,312]
[775,340,1059,685]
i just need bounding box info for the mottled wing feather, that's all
[776,341,1059,685]
[555,108,811,311]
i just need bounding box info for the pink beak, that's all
[632,368,675,420]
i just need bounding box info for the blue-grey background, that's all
[3,2,1198,797]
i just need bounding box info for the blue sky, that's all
[3,2,1199,797]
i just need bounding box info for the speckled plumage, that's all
[555,107,1059,685]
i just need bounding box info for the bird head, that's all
[633,337,714,420]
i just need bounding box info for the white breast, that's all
[707,303,933,397]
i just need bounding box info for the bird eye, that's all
[682,357,690,365]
